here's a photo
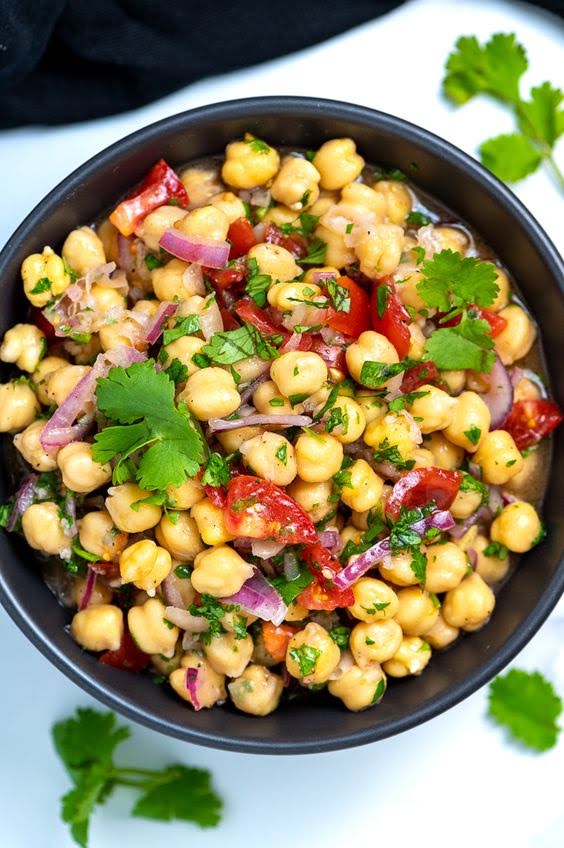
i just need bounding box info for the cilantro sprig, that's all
[53,708,222,846]
[488,669,562,751]
[202,322,279,364]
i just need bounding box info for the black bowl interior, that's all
[1,97,563,754]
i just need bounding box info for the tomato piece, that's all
[502,399,563,450]
[225,476,317,544]
[308,337,348,372]
[235,299,289,338]
[207,260,247,290]
[385,468,462,520]
[325,275,371,339]
[203,484,227,508]
[109,159,188,237]
[264,222,307,258]
[219,307,241,331]
[30,306,56,340]
[261,621,299,663]
[370,277,411,358]
[99,627,150,672]
[88,561,121,580]
[401,361,440,392]
[228,217,257,259]
[297,544,354,610]
[440,306,507,338]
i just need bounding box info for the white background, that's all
[0,1,562,846]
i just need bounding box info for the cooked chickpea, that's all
[151,258,202,301]
[441,370,466,396]
[175,204,230,241]
[240,432,297,486]
[128,597,179,656]
[346,331,399,387]
[355,224,404,278]
[364,412,419,463]
[169,651,226,709]
[450,486,483,520]
[313,139,364,190]
[216,425,263,453]
[406,384,456,434]
[329,661,386,711]
[270,351,327,398]
[191,545,254,597]
[247,242,299,283]
[203,631,254,678]
[180,367,240,420]
[45,364,90,407]
[443,391,490,452]
[355,392,386,424]
[105,483,162,533]
[350,619,403,666]
[313,224,355,267]
[284,602,309,622]
[161,336,205,379]
[424,542,468,593]
[490,501,541,553]
[425,613,460,650]
[21,246,70,306]
[22,501,70,555]
[0,324,45,373]
[339,459,384,513]
[271,156,320,210]
[379,548,422,587]
[98,318,144,353]
[341,181,387,218]
[56,442,112,494]
[348,577,399,622]
[395,587,439,636]
[423,431,464,470]
[70,574,113,608]
[473,430,523,485]
[286,478,333,523]
[374,180,412,224]
[228,664,284,716]
[71,605,123,652]
[120,539,172,595]
[294,432,343,482]
[155,512,205,561]
[495,305,536,365]
[286,622,341,685]
[395,270,427,312]
[180,166,222,206]
[151,645,183,677]
[166,477,205,510]
[62,226,106,276]
[191,499,234,546]
[473,534,510,584]
[442,573,495,631]
[88,282,126,314]
[267,280,321,311]
[252,380,293,415]
[78,510,128,561]
[209,191,246,223]
[222,137,280,189]
[382,636,432,677]
[325,396,366,444]
[491,267,511,311]
[13,420,58,471]
[136,205,185,251]
[430,226,469,255]
[0,380,39,432]
[411,447,435,469]
[31,355,68,405]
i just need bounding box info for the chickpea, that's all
[430,226,469,255]
[62,226,106,276]
[191,545,254,597]
[329,661,387,711]
[408,322,426,360]
[87,282,126,314]
[267,280,322,311]
[355,392,386,424]
[175,205,230,242]
[22,501,70,556]
[78,510,128,561]
[284,602,310,622]
[21,246,70,306]
[154,512,205,561]
[442,391,490,453]
[495,304,536,365]
[270,351,327,399]
[411,447,435,469]
[294,432,343,482]
[346,330,399,386]
[473,430,523,485]
[166,477,205,510]
[364,412,419,463]
[222,137,280,189]
[97,319,143,353]
[71,605,123,652]
[120,539,172,595]
[253,380,294,415]
[374,180,412,224]
[396,270,427,312]
[473,534,510,584]
[324,396,366,444]
[424,613,460,650]
[313,139,364,190]
[341,181,387,218]
[128,598,179,657]
[0,380,39,433]
[56,441,111,494]
[191,499,234,546]
[382,636,432,677]
[350,619,403,666]
[348,577,399,622]
[239,432,297,486]
[355,224,404,278]
[13,420,58,471]
[513,376,542,403]
[491,267,511,311]
[105,483,162,533]
[395,587,439,636]
[262,204,297,226]
[209,191,247,223]
[339,460,384,513]
[247,242,299,283]
[45,364,90,407]
[423,541,468,594]
[450,486,483,520]
[313,224,355,267]
[31,355,68,405]
[286,478,333,523]
[286,622,341,685]
[423,431,464,470]
[216,425,263,453]
[341,525,363,548]
[180,166,222,206]
[0,324,46,373]
[180,368,240,421]
[442,573,495,631]
[379,548,422,587]
[203,631,254,678]
[70,574,113,609]
[169,651,226,709]
[137,205,185,251]
[152,258,199,302]
[228,664,284,716]
[161,335,206,378]
[490,501,542,553]
[151,644,183,677]
[406,384,456,434]
[271,156,321,210]
[441,370,466,396]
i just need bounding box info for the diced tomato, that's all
[235,299,289,338]
[224,476,317,544]
[325,275,371,339]
[440,306,507,337]
[30,307,56,340]
[264,223,307,258]
[309,337,348,372]
[109,159,188,237]
[385,468,462,520]
[88,561,121,580]
[261,621,299,663]
[219,307,241,331]
[99,627,150,672]
[207,259,247,290]
[203,484,227,508]
[502,399,563,450]
[228,218,257,259]
[296,544,355,610]
[370,276,412,358]
[401,361,440,392]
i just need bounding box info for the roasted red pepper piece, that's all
[264,222,308,258]
[235,299,289,338]
[502,399,563,450]
[370,276,412,358]
[109,159,188,237]
[297,544,355,610]
[385,468,462,520]
[99,627,150,672]
[401,361,441,392]
[325,275,371,339]
[440,306,507,337]
[228,217,257,259]
[224,476,317,544]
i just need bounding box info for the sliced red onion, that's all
[62,493,78,538]
[159,228,229,269]
[185,667,202,711]
[468,460,482,480]
[182,631,201,651]
[488,485,503,514]
[6,474,38,532]
[222,567,287,626]
[197,295,224,341]
[481,355,513,429]
[102,268,129,294]
[250,187,271,207]
[251,539,286,559]
[232,537,253,553]
[65,284,83,303]
[161,574,185,608]
[144,301,178,345]
[385,373,405,401]
[79,568,97,611]
[209,413,312,433]
[117,234,135,274]
[238,371,270,406]
[509,366,547,398]
[448,505,492,539]
[317,529,340,549]
[502,491,518,504]
[334,509,455,590]
[319,326,344,346]
[182,263,205,296]
[164,606,210,632]
[311,271,338,286]
[467,548,478,569]
[85,262,117,289]
[280,332,303,352]
[253,222,266,242]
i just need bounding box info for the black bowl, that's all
[1,97,563,754]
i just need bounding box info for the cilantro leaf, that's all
[480,133,542,182]
[459,471,488,505]
[424,316,495,372]
[244,137,271,154]
[270,564,313,605]
[201,452,230,488]
[329,626,351,648]
[326,278,350,313]
[202,323,278,364]
[373,438,415,471]
[289,644,321,676]
[166,357,188,384]
[132,765,222,827]
[518,82,564,148]
[299,237,328,266]
[488,669,562,751]
[61,768,110,848]
[359,360,412,388]
[162,314,200,345]
[389,390,430,412]
[443,32,527,106]
[53,708,130,780]
[417,249,499,311]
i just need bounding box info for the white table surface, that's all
[0,1,562,846]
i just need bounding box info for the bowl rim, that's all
[1,95,563,754]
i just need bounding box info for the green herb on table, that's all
[487,669,562,751]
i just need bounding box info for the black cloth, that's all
[0,0,562,128]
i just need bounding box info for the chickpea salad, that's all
[1,135,562,717]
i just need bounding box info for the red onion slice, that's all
[6,474,38,531]
[185,667,202,711]
[117,234,135,274]
[251,539,286,559]
[159,228,229,269]
[509,366,547,398]
[447,505,492,539]
[481,355,514,429]
[144,301,178,345]
[317,529,340,549]
[209,413,312,433]
[222,567,287,626]
[238,371,270,406]
[467,548,478,569]
[79,568,97,611]
[164,606,210,632]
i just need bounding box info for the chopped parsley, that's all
[270,564,313,605]
[244,258,271,307]
[406,211,432,227]
[202,323,279,364]
[244,137,271,154]
[145,252,164,271]
[166,358,188,385]
[289,644,322,677]
[188,594,238,641]
[30,277,52,295]
[201,453,230,488]
[359,360,412,388]
[459,472,489,505]
[371,678,387,703]
[464,425,482,445]
[326,278,351,313]
[388,390,430,412]
[376,284,390,319]
[275,443,288,465]
[373,438,415,471]
[483,540,509,560]
[329,626,351,648]
[298,237,328,266]
[162,315,200,345]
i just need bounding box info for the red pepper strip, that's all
[401,361,441,392]
[99,627,150,672]
[228,218,257,259]
[385,468,462,520]
[235,299,289,339]
[370,276,412,359]
[440,306,507,337]
[264,223,308,258]
[224,476,317,544]
[109,159,188,237]
[297,544,355,610]
[325,275,371,339]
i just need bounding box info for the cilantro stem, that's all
[514,101,564,191]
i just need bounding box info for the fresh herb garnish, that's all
[464,425,482,445]
[162,315,200,345]
[188,594,237,640]
[245,258,272,307]
[289,644,322,677]
[406,211,432,227]
[326,278,351,313]
[488,669,562,751]
[359,360,412,388]
[372,438,415,471]
[329,626,351,648]
[244,137,271,154]
[388,390,430,412]
[201,452,230,488]
[30,277,52,295]
[202,323,279,364]
[484,540,509,560]
[298,237,328,266]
